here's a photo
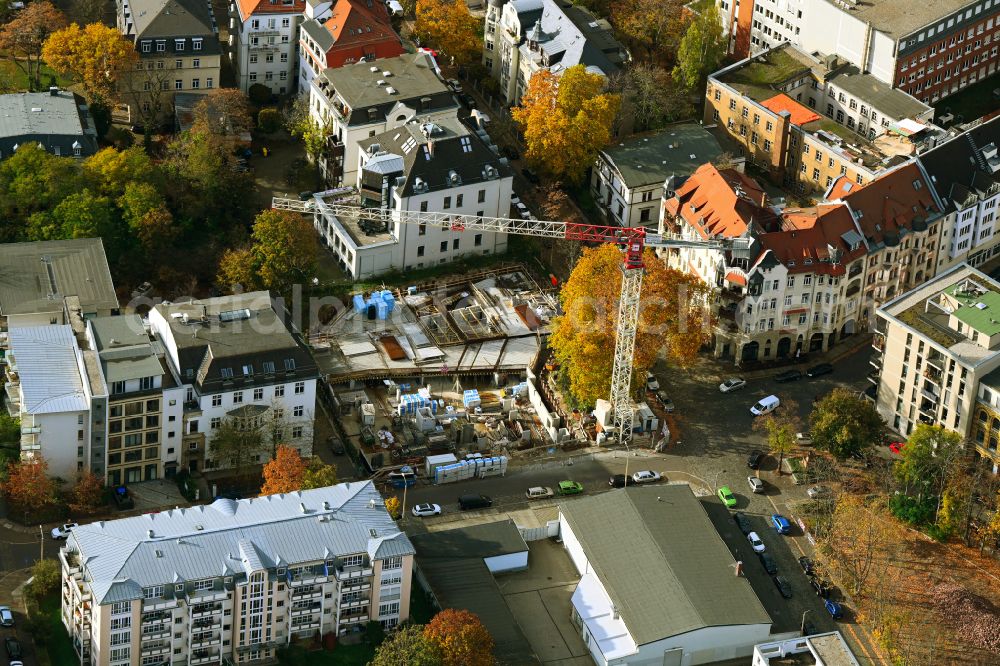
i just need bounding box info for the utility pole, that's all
[39,524,43,562]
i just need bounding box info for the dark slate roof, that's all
[918,115,1000,213]
[125,0,221,57]
[359,119,513,197]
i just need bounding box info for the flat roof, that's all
[824,0,981,41]
[324,52,449,110]
[91,315,164,384]
[560,485,771,645]
[947,282,1000,336]
[599,124,727,188]
[716,46,813,101]
[0,90,88,140]
[828,66,928,120]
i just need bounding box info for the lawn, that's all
[37,593,77,666]
[935,71,1000,124]
[0,58,73,93]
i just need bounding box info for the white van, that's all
[750,395,780,416]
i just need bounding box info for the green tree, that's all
[302,458,338,489]
[672,2,726,91]
[753,400,800,475]
[286,97,330,163]
[808,387,886,460]
[163,129,254,227]
[29,559,61,598]
[258,107,281,133]
[0,143,83,236]
[370,625,442,666]
[0,414,19,448]
[83,146,158,198]
[209,417,268,480]
[216,209,317,294]
[895,423,966,525]
[0,1,68,91]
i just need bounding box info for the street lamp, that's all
[713,469,727,493]
[800,609,812,634]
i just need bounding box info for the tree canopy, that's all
[752,399,800,475]
[68,471,105,515]
[549,244,712,405]
[302,457,339,489]
[260,445,307,495]
[511,66,620,184]
[424,609,495,666]
[0,1,67,91]
[672,3,727,91]
[217,209,318,294]
[415,0,481,66]
[1,456,56,512]
[370,625,442,666]
[42,22,137,102]
[808,388,886,459]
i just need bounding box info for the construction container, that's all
[462,389,481,409]
[353,294,366,313]
[425,453,458,477]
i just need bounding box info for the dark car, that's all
[733,512,753,535]
[130,123,146,135]
[458,494,493,510]
[112,485,134,510]
[775,369,803,383]
[609,474,627,488]
[798,556,815,576]
[328,436,346,455]
[807,363,834,378]
[459,93,477,109]
[772,575,793,599]
[747,450,764,469]
[758,552,778,575]
[5,637,21,660]
[521,167,541,184]
[802,620,819,636]
[811,578,832,598]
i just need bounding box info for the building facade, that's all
[60,482,415,666]
[117,0,222,121]
[229,0,305,95]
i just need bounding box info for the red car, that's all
[889,441,906,454]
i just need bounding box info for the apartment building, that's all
[917,116,1000,271]
[590,124,736,229]
[0,89,98,158]
[706,44,938,194]
[716,0,1000,104]
[661,163,868,363]
[871,264,1000,449]
[483,0,626,104]
[313,117,513,278]
[298,0,403,93]
[147,292,318,474]
[307,52,458,186]
[970,368,1000,472]
[117,0,221,119]
[229,0,304,95]
[60,482,415,666]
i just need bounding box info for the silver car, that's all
[719,377,747,393]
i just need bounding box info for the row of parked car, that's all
[0,611,23,666]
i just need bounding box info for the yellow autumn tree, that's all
[512,66,620,184]
[384,496,401,519]
[42,23,138,102]
[415,0,481,65]
[260,445,307,495]
[549,244,712,406]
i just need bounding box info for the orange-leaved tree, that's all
[1,456,56,512]
[414,0,481,65]
[260,445,307,495]
[549,244,712,406]
[424,609,495,666]
[0,1,67,91]
[384,496,400,519]
[68,471,105,515]
[42,23,138,103]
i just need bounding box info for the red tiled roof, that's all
[756,203,866,275]
[725,270,747,286]
[319,0,402,67]
[666,163,777,240]
[761,94,820,127]
[237,0,305,19]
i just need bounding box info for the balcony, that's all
[339,581,371,593]
[869,353,882,369]
[923,366,943,384]
[867,370,879,384]
[291,587,322,600]
[250,29,280,37]
[919,401,937,416]
[192,633,222,649]
[187,589,228,603]
[191,603,223,618]
[143,598,178,612]
[920,387,940,402]
[288,573,326,587]
[140,626,170,640]
[191,654,222,665]
[291,619,321,632]
[292,603,322,616]
[249,43,280,52]
[334,566,373,582]
[926,353,944,371]
[192,617,221,630]
[140,642,171,656]
[339,597,368,610]
[326,138,345,157]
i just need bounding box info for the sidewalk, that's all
[717,333,873,381]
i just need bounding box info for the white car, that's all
[747,476,765,494]
[410,503,441,517]
[631,470,661,484]
[645,371,660,391]
[719,377,747,393]
[50,522,79,540]
[796,432,812,444]
[807,485,831,499]
[747,531,766,553]
[525,486,555,499]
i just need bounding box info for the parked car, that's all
[798,556,815,576]
[112,486,134,510]
[411,503,442,517]
[328,436,346,455]
[758,552,778,575]
[717,485,737,508]
[446,78,463,93]
[811,578,832,598]
[775,369,803,383]
[458,494,492,510]
[746,450,764,469]
[521,167,541,184]
[802,620,819,636]
[750,395,780,416]
[748,476,765,494]
[773,575,793,598]
[609,474,627,488]
[525,486,555,500]
[0,606,12,627]
[719,377,747,393]
[655,391,674,412]
[807,363,833,378]
[4,637,21,660]
[733,512,753,535]
[771,514,792,535]
[807,485,831,499]
[51,522,79,540]
[645,371,660,391]
[748,531,766,553]
[631,470,661,484]
[558,480,584,495]
[796,432,812,444]
[825,599,844,619]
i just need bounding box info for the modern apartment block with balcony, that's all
[230,0,305,95]
[871,264,1000,441]
[60,481,415,666]
[706,44,939,194]
[307,52,458,186]
[146,292,318,474]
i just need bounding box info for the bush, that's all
[106,127,134,150]
[366,619,386,646]
[248,84,272,105]
[889,493,936,526]
[29,559,61,599]
[174,471,197,502]
[258,108,281,133]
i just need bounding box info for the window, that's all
[193,38,202,51]
[155,40,165,52]
[478,189,486,203]
[175,79,183,90]
[210,417,221,429]
[233,391,244,404]
[417,245,425,257]
[440,241,448,252]
[250,54,258,64]
[193,579,213,591]
[293,405,304,417]
[294,382,305,394]
[274,384,285,397]
[379,602,400,617]
[292,426,304,438]
[253,388,263,401]
[475,234,483,247]
[175,59,182,69]
[456,193,464,207]
[443,196,451,209]
[193,59,200,69]
[175,39,185,51]
[284,358,296,371]
[382,556,402,570]
[211,394,222,407]
[143,585,163,599]
[191,78,200,89]
[112,601,131,616]
[141,41,151,53]
[282,18,290,27]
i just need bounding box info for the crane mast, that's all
[275,194,743,448]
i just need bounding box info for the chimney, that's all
[49,86,59,96]
[427,138,434,158]
[735,560,743,576]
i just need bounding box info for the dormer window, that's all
[141,40,151,53]
[175,39,185,51]
[193,38,203,51]
[155,40,166,52]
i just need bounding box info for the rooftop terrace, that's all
[716,46,813,101]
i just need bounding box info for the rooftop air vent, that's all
[377,79,386,86]
[386,87,397,95]
[382,70,392,77]
[369,66,378,72]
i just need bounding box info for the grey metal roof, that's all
[300,18,335,52]
[91,315,164,383]
[599,124,728,189]
[69,481,414,604]
[411,519,528,560]
[0,238,117,317]
[826,0,982,42]
[560,485,772,645]
[918,116,1000,214]
[8,326,88,414]
[0,90,97,152]
[517,0,625,77]
[827,66,928,121]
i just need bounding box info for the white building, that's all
[313,117,513,278]
[307,52,459,186]
[752,631,861,666]
[147,292,319,474]
[229,0,304,95]
[559,485,774,665]
[60,482,416,666]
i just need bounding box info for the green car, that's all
[558,480,584,495]
[717,485,737,508]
